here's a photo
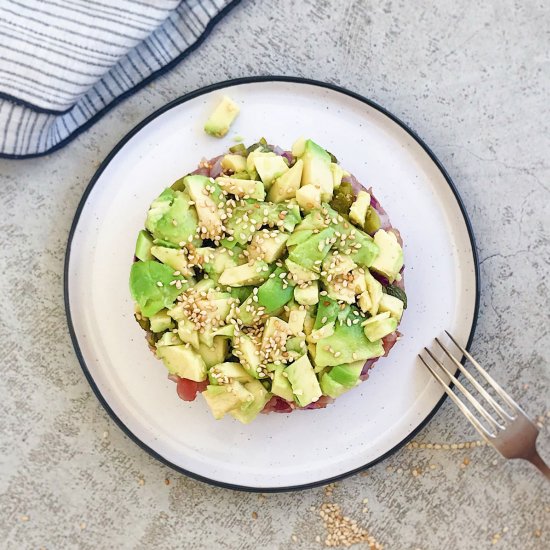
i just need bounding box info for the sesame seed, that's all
[156,281,163,287]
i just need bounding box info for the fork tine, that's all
[419,355,493,442]
[424,348,504,433]
[435,338,513,423]
[445,331,520,413]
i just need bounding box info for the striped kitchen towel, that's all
[0,0,240,158]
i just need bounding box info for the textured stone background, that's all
[1,0,549,548]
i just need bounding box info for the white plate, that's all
[65,77,479,491]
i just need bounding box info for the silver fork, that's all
[419,330,550,480]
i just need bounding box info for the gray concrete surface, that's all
[1,0,549,548]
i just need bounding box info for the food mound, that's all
[130,138,406,424]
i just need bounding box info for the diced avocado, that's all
[294,281,319,306]
[291,137,306,157]
[364,269,383,316]
[286,335,307,357]
[199,337,228,368]
[248,230,289,263]
[229,380,270,424]
[369,230,404,282]
[157,345,207,382]
[145,188,200,247]
[156,332,182,347]
[363,312,398,342]
[384,284,407,309]
[333,225,379,268]
[261,317,292,363]
[300,140,333,201]
[307,323,335,344]
[293,209,328,232]
[320,373,348,399]
[378,293,404,321]
[315,311,384,367]
[358,290,372,314]
[285,258,319,283]
[267,159,303,202]
[285,354,322,407]
[314,296,340,330]
[149,310,174,333]
[246,149,275,173]
[328,360,364,387]
[221,154,247,173]
[229,286,253,303]
[150,245,193,276]
[204,96,240,138]
[193,278,216,293]
[330,163,344,190]
[233,333,262,378]
[254,155,289,189]
[129,260,185,317]
[183,175,225,240]
[199,323,235,347]
[296,184,321,212]
[322,252,357,276]
[271,365,294,401]
[350,268,367,294]
[216,177,265,200]
[288,307,307,334]
[201,247,240,281]
[218,260,270,287]
[256,267,295,312]
[286,229,313,248]
[323,276,356,304]
[208,362,253,384]
[135,230,154,261]
[202,383,246,419]
[349,191,371,228]
[178,315,200,349]
[288,226,336,271]
[364,206,381,234]
[303,308,316,336]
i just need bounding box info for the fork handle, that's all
[527,450,550,481]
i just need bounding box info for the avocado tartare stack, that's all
[130,138,406,424]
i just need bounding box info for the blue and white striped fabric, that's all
[0,0,239,158]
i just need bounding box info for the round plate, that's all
[65,77,479,491]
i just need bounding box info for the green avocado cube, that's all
[314,296,340,330]
[296,184,321,212]
[229,380,271,424]
[330,163,344,190]
[363,312,398,342]
[233,333,262,378]
[157,345,207,382]
[149,310,174,333]
[221,154,247,173]
[320,373,348,399]
[208,362,253,385]
[268,159,303,202]
[294,281,319,306]
[256,267,295,311]
[288,226,336,271]
[184,175,225,241]
[135,230,154,261]
[248,231,289,263]
[253,155,289,189]
[202,383,246,419]
[271,366,294,402]
[218,260,270,287]
[328,360,364,387]
[300,139,334,201]
[216,176,265,200]
[369,229,404,282]
[378,293,404,321]
[204,96,240,138]
[285,354,322,407]
[150,245,193,276]
[349,191,371,228]
[199,337,228,368]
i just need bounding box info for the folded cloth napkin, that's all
[0,0,239,158]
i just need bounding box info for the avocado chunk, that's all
[363,269,383,316]
[135,230,154,261]
[183,175,225,241]
[204,95,240,138]
[330,163,344,190]
[130,260,185,317]
[349,191,371,228]
[285,258,319,283]
[291,136,306,157]
[322,251,357,277]
[328,360,364,387]
[267,159,303,203]
[256,267,295,312]
[288,226,336,270]
[145,188,200,247]
[150,245,193,276]
[369,230,404,282]
[149,310,174,333]
[199,323,235,347]
[218,260,270,287]
[294,281,319,306]
[216,176,265,200]
[233,333,262,378]
[261,317,292,363]
[285,354,322,407]
[202,383,249,419]
[229,380,271,424]
[156,332,183,347]
[253,155,289,189]
[271,365,294,401]
[157,345,207,382]
[288,307,308,335]
[363,311,398,342]
[378,293,404,321]
[314,296,340,330]
[286,229,313,248]
[332,224,379,268]
[315,310,384,367]
[248,230,289,263]
[208,362,253,384]
[199,337,228,368]
[221,154,247,173]
[300,139,334,201]
[296,184,321,212]
[320,373,348,398]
